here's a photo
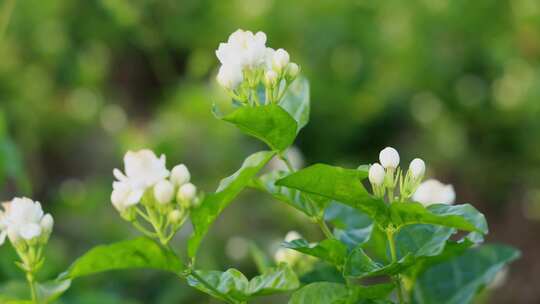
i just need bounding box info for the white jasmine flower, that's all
[178,183,197,202]
[409,158,426,179]
[413,179,456,206]
[368,163,385,185]
[217,64,243,89]
[171,164,191,186]
[216,29,268,70]
[111,180,143,212]
[272,48,290,72]
[154,180,174,205]
[379,147,400,169]
[114,149,169,190]
[268,147,304,171]
[0,197,52,244]
[274,231,302,265]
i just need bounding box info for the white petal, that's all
[19,223,42,240]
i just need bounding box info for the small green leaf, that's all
[188,151,276,257]
[389,202,481,233]
[221,105,298,151]
[280,77,310,132]
[324,202,374,250]
[288,282,349,304]
[188,264,299,302]
[283,238,348,267]
[412,244,520,304]
[251,171,326,217]
[64,237,182,279]
[344,247,414,278]
[276,164,388,222]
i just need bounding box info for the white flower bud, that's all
[368,163,385,185]
[272,48,290,71]
[168,209,184,224]
[177,183,197,202]
[40,214,54,233]
[217,64,243,89]
[379,147,400,169]
[265,70,278,87]
[409,158,425,179]
[286,63,300,79]
[284,230,302,242]
[154,180,174,205]
[171,164,190,186]
[413,179,456,206]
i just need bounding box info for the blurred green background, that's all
[1,0,539,303]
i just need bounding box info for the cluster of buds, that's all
[368,147,425,203]
[368,147,457,206]
[0,197,54,277]
[111,149,199,245]
[216,29,300,106]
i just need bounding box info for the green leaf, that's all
[348,283,395,302]
[289,282,393,304]
[188,264,299,302]
[395,224,455,260]
[246,263,300,296]
[249,242,272,274]
[63,237,182,279]
[283,238,348,267]
[412,244,520,304]
[324,202,374,250]
[389,202,482,233]
[221,104,297,151]
[288,282,348,304]
[280,77,310,132]
[276,164,388,222]
[188,268,249,302]
[427,203,488,243]
[251,171,326,217]
[188,150,276,257]
[344,247,414,278]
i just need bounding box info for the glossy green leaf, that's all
[221,104,297,151]
[188,264,299,302]
[63,237,182,279]
[389,202,482,233]
[395,224,455,260]
[344,247,414,278]
[289,281,393,304]
[188,150,276,257]
[412,244,520,304]
[276,164,388,222]
[325,202,374,250]
[280,77,310,132]
[251,171,326,217]
[283,238,348,267]
[288,282,349,304]
[348,283,395,302]
[427,203,488,243]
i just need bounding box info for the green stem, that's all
[26,272,37,303]
[387,229,405,304]
[0,0,15,42]
[317,218,334,240]
[188,270,238,304]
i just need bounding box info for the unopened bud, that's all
[154,180,174,205]
[286,63,300,80]
[368,163,385,185]
[265,70,279,87]
[177,183,197,203]
[171,164,190,186]
[379,147,400,169]
[409,158,425,179]
[168,209,184,224]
